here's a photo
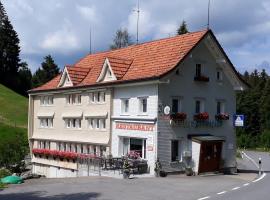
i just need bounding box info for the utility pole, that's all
[207,0,211,30]
[89,26,92,54]
[135,0,140,44]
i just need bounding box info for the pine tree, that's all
[260,78,270,130]
[110,28,133,50]
[177,21,189,35]
[32,55,59,88]
[0,1,21,90]
[18,62,32,96]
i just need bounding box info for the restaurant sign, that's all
[115,122,154,131]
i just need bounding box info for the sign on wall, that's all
[115,122,155,131]
[234,115,244,127]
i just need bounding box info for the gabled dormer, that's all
[58,67,73,87]
[58,65,90,87]
[97,58,117,82]
[97,57,133,83]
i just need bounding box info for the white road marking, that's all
[243,183,250,186]
[241,151,259,168]
[253,173,266,183]
[198,196,210,200]
[217,191,227,195]
[232,187,240,190]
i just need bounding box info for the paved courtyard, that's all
[0,173,256,200]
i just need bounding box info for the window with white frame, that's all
[65,118,81,129]
[40,118,53,128]
[88,118,106,130]
[216,101,225,114]
[195,99,205,113]
[89,91,106,103]
[121,99,129,114]
[171,97,182,113]
[66,94,81,105]
[139,97,148,113]
[40,96,54,106]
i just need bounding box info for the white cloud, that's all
[76,5,97,22]
[41,30,79,54]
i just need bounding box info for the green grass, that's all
[0,84,28,127]
[0,122,27,141]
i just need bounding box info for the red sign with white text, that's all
[115,122,154,132]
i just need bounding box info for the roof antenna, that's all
[207,0,211,30]
[134,0,140,44]
[89,26,92,54]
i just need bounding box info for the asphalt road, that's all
[0,151,265,200]
[208,151,269,200]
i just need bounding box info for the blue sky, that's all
[2,0,270,73]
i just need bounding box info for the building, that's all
[28,29,248,178]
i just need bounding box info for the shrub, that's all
[0,168,11,178]
[260,130,270,150]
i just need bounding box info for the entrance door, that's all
[198,141,222,174]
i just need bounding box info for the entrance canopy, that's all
[192,136,225,143]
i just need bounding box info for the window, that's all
[96,119,100,129]
[101,119,106,129]
[89,91,106,103]
[40,118,53,128]
[66,94,81,105]
[122,138,146,158]
[171,140,181,162]
[40,96,54,106]
[172,97,181,113]
[216,101,225,114]
[139,98,148,113]
[88,118,106,130]
[195,100,201,113]
[195,99,205,113]
[65,119,81,129]
[195,64,201,77]
[216,69,223,81]
[121,99,129,114]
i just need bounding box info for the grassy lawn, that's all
[0,84,28,128]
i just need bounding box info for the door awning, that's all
[192,136,225,143]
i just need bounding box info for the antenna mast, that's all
[136,0,140,44]
[207,0,210,29]
[89,26,92,54]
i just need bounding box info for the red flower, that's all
[194,112,209,121]
[170,112,187,121]
[215,113,229,120]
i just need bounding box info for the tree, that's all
[32,55,59,88]
[17,62,32,96]
[110,28,133,50]
[177,21,189,35]
[0,1,21,90]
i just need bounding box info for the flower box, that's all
[193,112,209,121]
[170,112,187,121]
[215,113,229,120]
[32,148,98,161]
[194,75,209,82]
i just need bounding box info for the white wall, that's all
[111,84,158,174]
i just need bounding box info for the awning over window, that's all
[84,111,108,118]
[37,112,55,118]
[62,111,83,118]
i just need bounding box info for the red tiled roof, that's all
[66,66,90,85]
[31,30,208,92]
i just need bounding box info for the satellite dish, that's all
[164,106,170,115]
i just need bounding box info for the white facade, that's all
[111,84,158,174]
